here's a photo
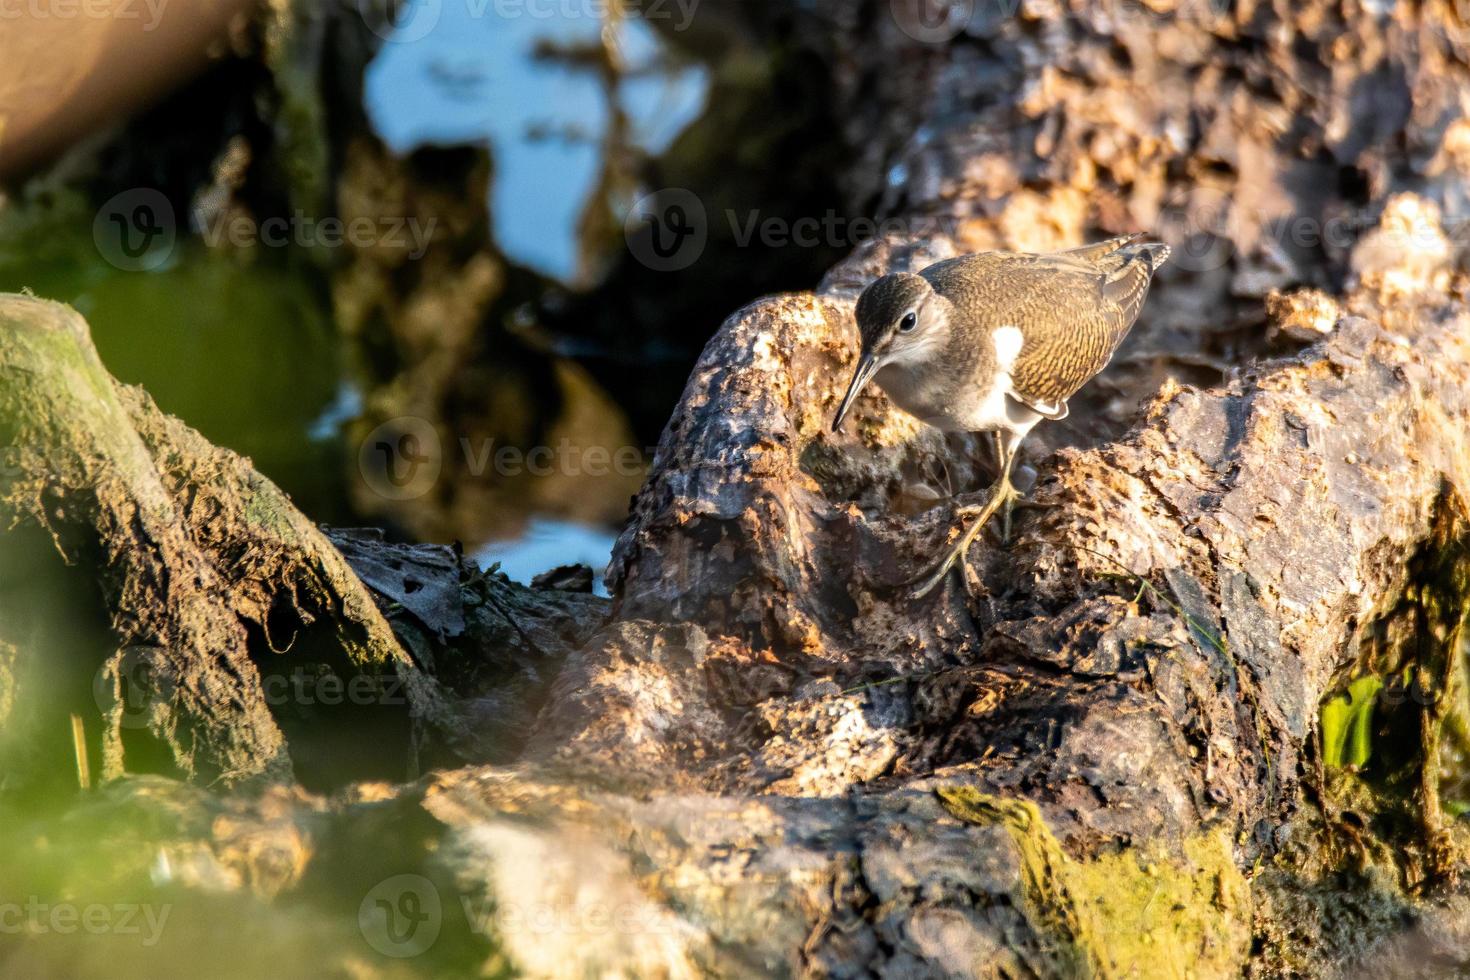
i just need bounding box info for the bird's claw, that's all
[909,549,963,600]
[908,479,1019,599]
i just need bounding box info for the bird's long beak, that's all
[832,351,880,433]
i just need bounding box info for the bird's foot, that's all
[909,479,1020,599]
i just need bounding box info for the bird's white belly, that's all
[956,378,1017,431]
[943,370,1036,434]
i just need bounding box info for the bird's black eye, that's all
[899,311,918,333]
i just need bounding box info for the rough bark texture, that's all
[592,196,1470,831]
[0,295,604,788]
[512,0,1470,970]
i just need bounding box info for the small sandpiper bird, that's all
[831,234,1170,597]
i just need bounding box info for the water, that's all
[0,224,352,521]
[476,517,617,594]
[365,0,709,284]
[358,0,713,578]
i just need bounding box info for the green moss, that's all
[0,204,348,522]
[1320,675,1384,769]
[938,788,1250,979]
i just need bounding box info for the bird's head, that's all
[832,272,952,432]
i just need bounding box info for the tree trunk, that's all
[0,295,604,790]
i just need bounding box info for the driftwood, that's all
[498,200,1470,973]
[9,0,1470,976]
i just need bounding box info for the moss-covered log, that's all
[0,293,449,783]
[0,294,604,789]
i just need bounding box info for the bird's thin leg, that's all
[910,438,1021,599]
[992,429,1009,480]
[996,430,1020,544]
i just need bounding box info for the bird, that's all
[830,234,1171,597]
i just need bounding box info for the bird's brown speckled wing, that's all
[922,240,1166,411]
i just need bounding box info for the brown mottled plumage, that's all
[923,236,1164,409]
[833,234,1170,596]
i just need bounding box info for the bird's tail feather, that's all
[1098,240,1169,317]
[1090,239,1170,278]
[1126,241,1172,273]
[1059,235,1170,272]
[1057,233,1147,264]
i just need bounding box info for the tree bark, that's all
[517,0,1470,971]
[0,295,604,788]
